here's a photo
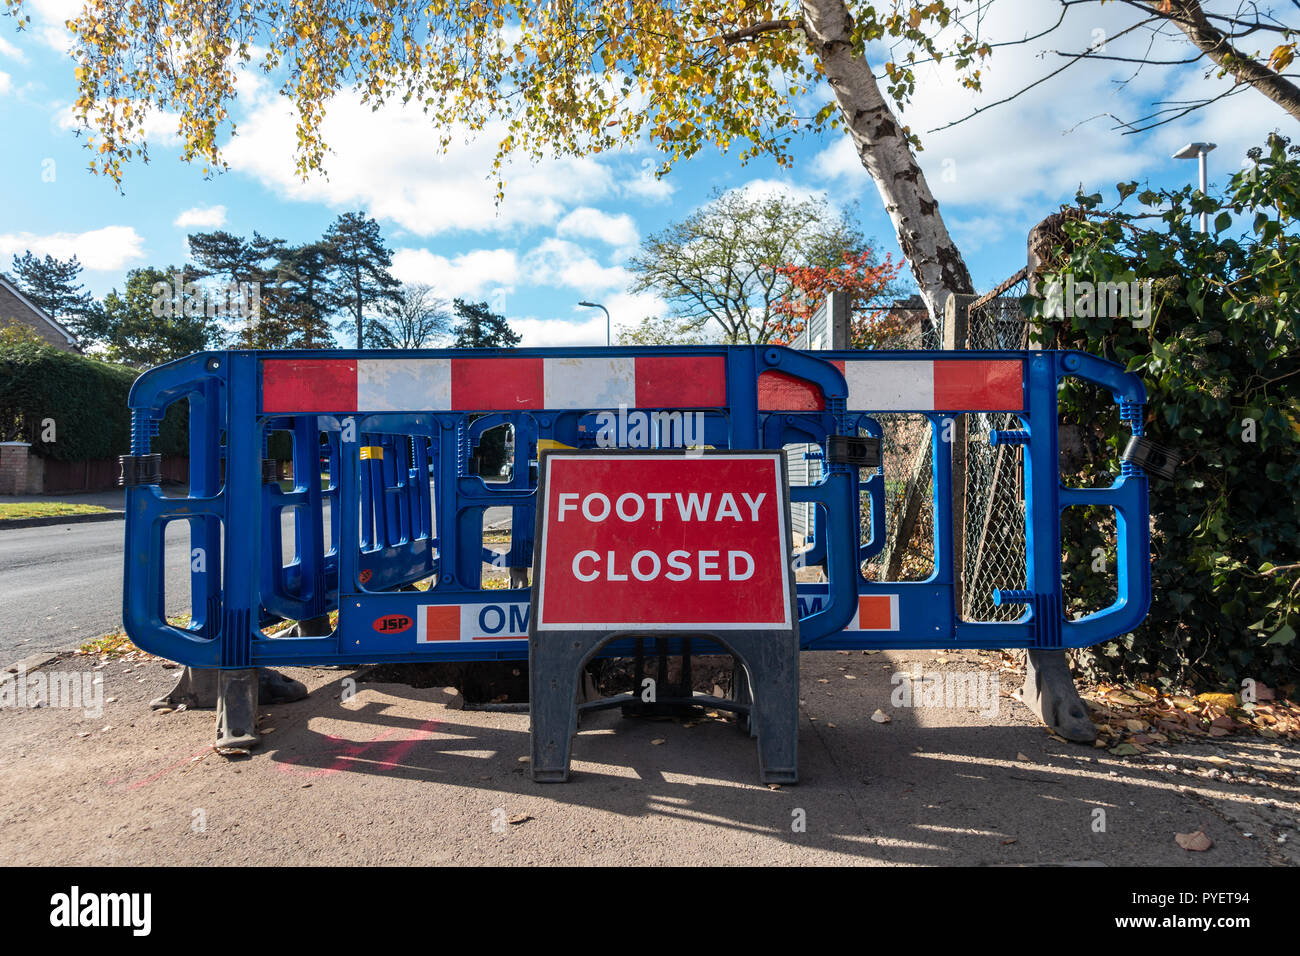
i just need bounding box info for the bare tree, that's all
[365,283,451,349]
[930,1,1300,136]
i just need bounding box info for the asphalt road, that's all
[0,519,194,661]
[0,500,515,662]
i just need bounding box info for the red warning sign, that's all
[534,452,792,631]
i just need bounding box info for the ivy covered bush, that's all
[0,333,188,461]
[1026,133,1299,691]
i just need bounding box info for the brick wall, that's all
[0,442,32,494]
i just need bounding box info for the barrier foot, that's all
[1021,649,1097,743]
[216,668,261,750]
[151,666,308,710]
[150,666,218,710]
[259,668,309,704]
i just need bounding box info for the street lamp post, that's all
[578,300,611,346]
[1172,142,1217,234]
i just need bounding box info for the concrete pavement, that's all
[1,647,1295,866]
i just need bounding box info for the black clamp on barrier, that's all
[827,434,882,469]
[1122,436,1178,480]
[117,453,162,487]
[261,458,279,483]
[527,449,802,785]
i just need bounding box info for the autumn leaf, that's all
[1268,43,1296,73]
[1175,830,1213,852]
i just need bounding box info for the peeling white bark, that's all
[800,0,975,328]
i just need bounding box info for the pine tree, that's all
[187,230,288,348]
[274,241,339,349]
[325,212,401,348]
[6,252,100,340]
[450,298,521,349]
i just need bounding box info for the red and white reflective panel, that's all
[417,601,530,642]
[843,359,1023,411]
[535,452,792,631]
[261,355,727,413]
[262,353,1023,414]
[844,594,900,631]
[756,358,1024,412]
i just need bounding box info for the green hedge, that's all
[0,338,188,461]
[1027,134,1298,690]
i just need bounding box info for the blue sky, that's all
[0,1,1292,347]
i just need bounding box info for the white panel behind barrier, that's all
[358,358,452,411]
[542,356,636,409]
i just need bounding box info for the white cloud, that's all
[523,238,630,292]
[603,290,669,326]
[0,35,25,62]
[511,314,610,348]
[503,288,668,348]
[24,0,82,51]
[807,2,1294,218]
[224,96,614,237]
[0,225,146,271]
[557,207,638,247]
[391,247,518,302]
[173,205,227,229]
[725,177,831,207]
[55,101,182,147]
[0,71,10,97]
[623,162,677,202]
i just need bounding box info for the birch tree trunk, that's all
[800,0,975,326]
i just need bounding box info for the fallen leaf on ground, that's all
[871,709,891,724]
[1175,830,1213,852]
[651,738,665,745]
[1197,692,1236,709]
[507,814,533,825]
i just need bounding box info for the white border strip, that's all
[535,453,793,631]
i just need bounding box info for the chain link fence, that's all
[860,415,934,582]
[961,268,1030,621]
[844,273,1036,612]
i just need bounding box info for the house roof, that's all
[0,273,80,348]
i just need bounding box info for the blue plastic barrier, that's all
[121,346,1153,668]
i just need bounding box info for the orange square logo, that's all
[422,605,460,642]
[857,595,896,630]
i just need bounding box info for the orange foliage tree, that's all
[770,250,908,349]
